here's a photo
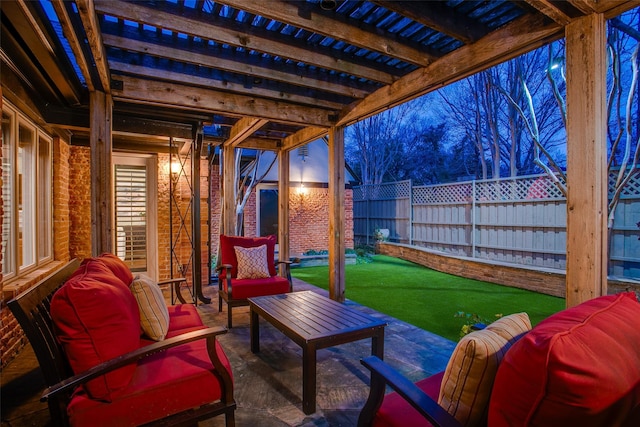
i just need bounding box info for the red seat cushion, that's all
[166,304,205,335]
[373,371,444,427]
[223,276,291,299]
[67,338,233,427]
[51,274,140,401]
[488,292,640,427]
[219,234,277,278]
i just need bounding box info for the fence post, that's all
[366,186,370,246]
[409,180,413,245]
[471,180,476,258]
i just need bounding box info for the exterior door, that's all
[113,154,158,279]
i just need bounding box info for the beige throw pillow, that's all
[234,244,271,279]
[438,312,531,427]
[130,275,170,341]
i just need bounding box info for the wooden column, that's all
[222,144,236,236]
[328,126,346,302]
[278,148,290,273]
[90,90,113,256]
[565,13,608,307]
[192,130,210,304]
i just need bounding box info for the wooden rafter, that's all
[235,137,281,151]
[337,13,563,127]
[111,75,335,127]
[108,62,344,110]
[50,0,95,91]
[94,0,396,84]
[217,0,437,67]
[102,33,370,99]
[225,117,269,148]
[524,0,573,25]
[76,0,111,93]
[282,127,328,152]
[1,0,81,104]
[372,0,488,44]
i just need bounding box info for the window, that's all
[2,110,15,276]
[1,101,53,279]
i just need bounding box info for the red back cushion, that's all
[70,257,130,291]
[219,234,276,278]
[51,273,140,401]
[488,292,640,427]
[97,253,134,286]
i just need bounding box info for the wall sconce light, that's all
[297,182,308,195]
[170,161,181,181]
[170,161,181,175]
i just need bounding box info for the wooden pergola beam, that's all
[218,0,437,67]
[373,0,488,44]
[282,127,328,152]
[225,117,269,148]
[95,0,396,84]
[50,0,95,91]
[523,0,573,25]
[337,13,562,127]
[76,0,111,93]
[111,75,335,127]
[109,63,343,110]
[104,36,365,101]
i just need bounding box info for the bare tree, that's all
[439,45,565,180]
[346,99,424,185]
[219,148,277,236]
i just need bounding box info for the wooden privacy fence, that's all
[353,173,640,281]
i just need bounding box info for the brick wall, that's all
[53,137,71,262]
[289,187,354,256]
[68,146,92,260]
[211,183,354,258]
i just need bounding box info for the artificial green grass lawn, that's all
[291,255,565,342]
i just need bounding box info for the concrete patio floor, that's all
[1,279,456,427]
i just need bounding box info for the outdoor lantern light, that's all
[170,161,181,178]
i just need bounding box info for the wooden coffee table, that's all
[248,290,387,415]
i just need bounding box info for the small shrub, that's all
[454,311,503,339]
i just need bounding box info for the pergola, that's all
[3,0,639,307]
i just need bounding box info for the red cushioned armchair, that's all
[217,234,292,328]
[9,256,236,427]
[358,293,640,427]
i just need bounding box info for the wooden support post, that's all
[328,126,345,302]
[90,90,113,256]
[565,13,608,307]
[278,148,290,273]
[222,145,236,236]
[193,129,210,304]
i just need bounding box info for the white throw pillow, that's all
[234,244,271,279]
[130,275,170,341]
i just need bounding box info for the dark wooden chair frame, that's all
[217,260,292,328]
[358,356,462,427]
[8,259,236,427]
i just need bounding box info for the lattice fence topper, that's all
[354,171,640,203]
[353,180,411,200]
[609,168,640,198]
[413,182,472,204]
[475,175,566,202]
